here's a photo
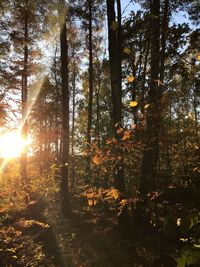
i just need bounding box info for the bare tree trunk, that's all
[58,0,70,215]
[85,0,94,184]
[96,61,101,149]
[20,0,28,184]
[107,0,125,192]
[71,60,76,192]
[140,0,160,195]
[53,46,60,159]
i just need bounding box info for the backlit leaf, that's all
[144,103,151,109]
[123,47,132,54]
[130,101,138,107]
[122,130,131,141]
[127,75,135,83]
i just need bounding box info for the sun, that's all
[0,132,28,158]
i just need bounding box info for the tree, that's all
[107,0,125,192]
[140,0,161,195]
[20,0,29,183]
[58,0,70,214]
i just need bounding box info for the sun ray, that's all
[0,76,46,175]
[0,8,64,176]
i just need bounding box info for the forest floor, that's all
[1,168,200,266]
[0,186,160,267]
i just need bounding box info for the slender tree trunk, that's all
[107,0,125,192]
[58,0,70,214]
[96,61,101,149]
[20,0,28,184]
[71,62,76,192]
[159,0,169,186]
[160,0,169,83]
[193,89,199,143]
[86,0,94,184]
[53,46,60,159]
[140,0,160,195]
[141,39,150,116]
[87,0,93,145]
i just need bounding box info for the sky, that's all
[121,0,141,17]
[121,0,195,27]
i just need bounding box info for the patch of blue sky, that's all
[121,1,141,17]
[121,0,198,30]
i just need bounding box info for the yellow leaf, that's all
[144,103,151,109]
[197,53,200,61]
[127,75,135,83]
[111,21,118,31]
[123,47,132,54]
[130,101,138,107]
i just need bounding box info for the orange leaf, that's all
[127,76,135,83]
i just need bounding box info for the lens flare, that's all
[0,132,28,158]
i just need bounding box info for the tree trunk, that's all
[86,0,94,184]
[20,0,28,184]
[107,0,125,192]
[53,46,60,159]
[140,0,160,195]
[58,0,70,215]
[71,56,76,193]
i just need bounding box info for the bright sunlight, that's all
[0,132,27,158]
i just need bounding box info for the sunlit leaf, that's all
[127,75,135,83]
[117,127,123,134]
[123,47,132,54]
[122,130,131,141]
[92,155,101,165]
[144,103,151,109]
[130,101,138,107]
[196,53,200,61]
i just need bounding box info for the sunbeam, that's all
[0,76,46,174]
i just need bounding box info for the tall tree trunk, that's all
[96,75,100,149]
[140,0,160,195]
[87,0,93,145]
[20,0,28,184]
[53,46,60,159]
[159,0,169,186]
[107,0,125,192]
[71,54,76,192]
[141,39,150,117]
[58,0,70,215]
[160,0,169,84]
[86,0,94,184]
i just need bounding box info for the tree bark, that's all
[140,0,161,195]
[58,0,70,215]
[86,0,94,184]
[107,0,125,192]
[20,0,28,184]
